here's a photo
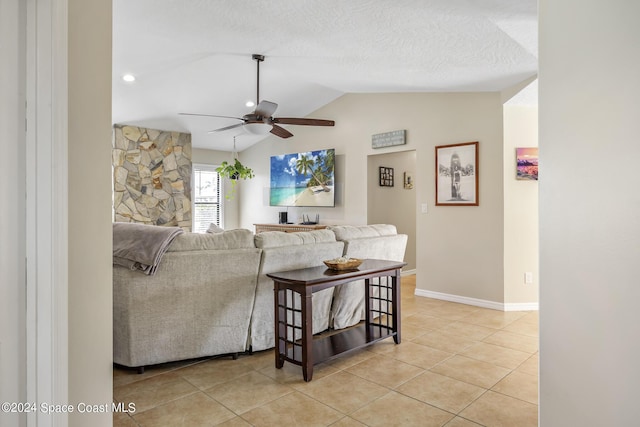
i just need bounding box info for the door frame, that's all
[25,0,69,425]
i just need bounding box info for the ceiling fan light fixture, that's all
[180,54,334,140]
[243,122,271,135]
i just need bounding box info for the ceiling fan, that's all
[180,54,335,139]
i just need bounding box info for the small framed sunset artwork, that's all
[516,147,539,181]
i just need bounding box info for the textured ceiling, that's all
[112,0,538,151]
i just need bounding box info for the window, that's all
[192,164,223,233]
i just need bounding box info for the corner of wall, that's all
[503,105,539,305]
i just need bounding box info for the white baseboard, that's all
[402,268,416,276]
[503,302,539,311]
[414,288,538,312]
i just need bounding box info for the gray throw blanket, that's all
[113,222,184,275]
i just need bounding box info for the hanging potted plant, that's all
[215,137,255,199]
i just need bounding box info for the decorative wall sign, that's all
[435,141,478,206]
[379,167,394,187]
[403,172,414,189]
[516,147,538,180]
[372,130,406,149]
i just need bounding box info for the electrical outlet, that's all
[421,203,428,213]
[524,272,533,284]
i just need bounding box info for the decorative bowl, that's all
[323,258,363,271]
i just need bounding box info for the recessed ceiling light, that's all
[245,101,255,107]
[122,74,136,82]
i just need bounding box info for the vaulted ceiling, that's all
[112,0,537,151]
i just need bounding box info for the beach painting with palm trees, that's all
[270,148,335,207]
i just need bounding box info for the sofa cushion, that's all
[328,224,397,240]
[167,229,255,252]
[254,229,336,249]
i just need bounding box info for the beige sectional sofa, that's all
[113,229,261,370]
[113,224,407,371]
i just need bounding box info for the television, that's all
[270,148,335,207]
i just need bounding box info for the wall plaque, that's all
[372,130,406,149]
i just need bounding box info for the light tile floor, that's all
[114,275,538,427]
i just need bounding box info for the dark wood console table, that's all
[267,259,406,381]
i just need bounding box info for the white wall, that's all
[539,0,640,424]
[367,150,417,270]
[68,0,113,425]
[503,106,539,305]
[240,92,506,303]
[0,1,26,425]
[192,147,240,230]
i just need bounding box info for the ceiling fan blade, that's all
[273,117,335,126]
[207,123,245,133]
[270,124,294,139]
[179,112,244,121]
[254,100,278,118]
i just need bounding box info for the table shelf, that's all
[314,323,396,361]
[281,323,396,368]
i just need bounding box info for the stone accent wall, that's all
[113,125,192,230]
